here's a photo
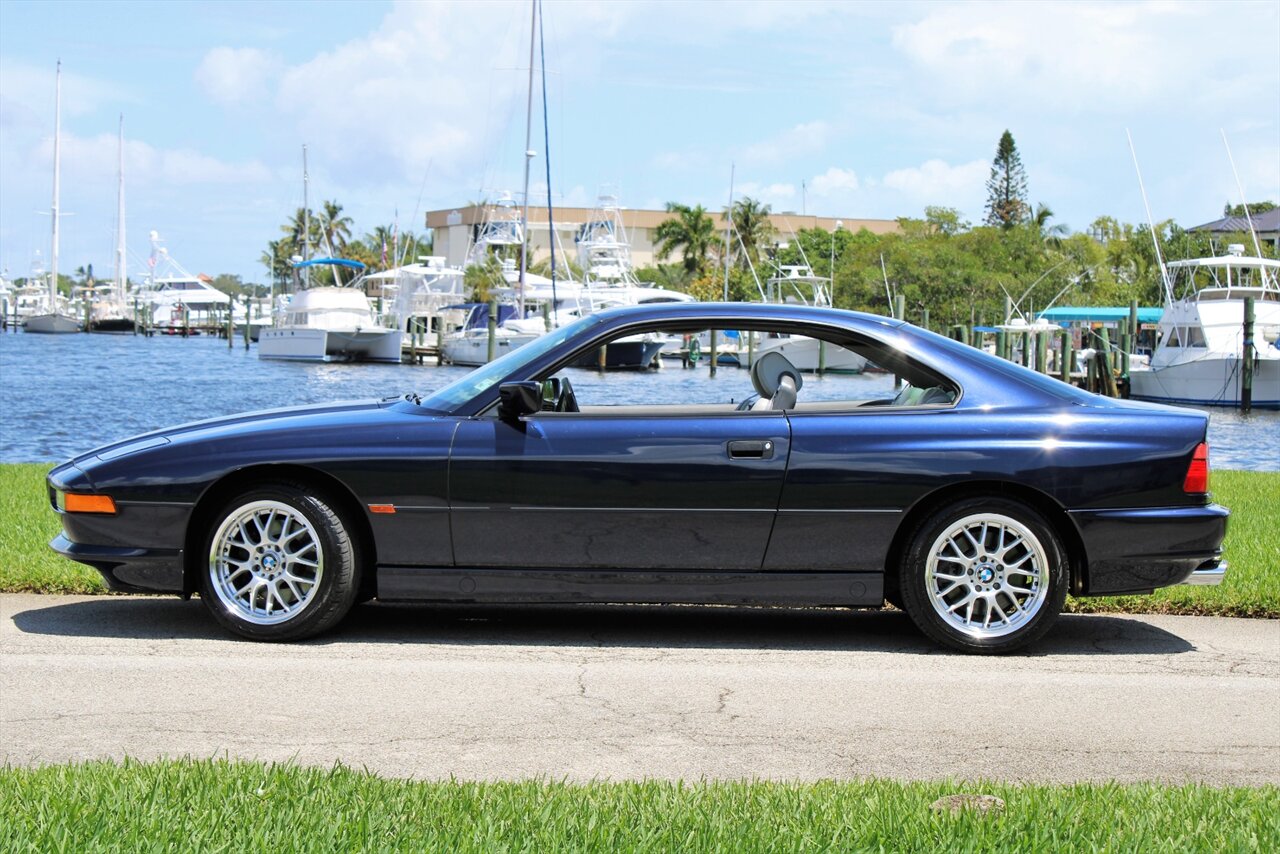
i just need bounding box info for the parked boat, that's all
[90,114,134,334]
[26,61,82,334]
[1129,245,1279,408]
[259,258,402,363]
[439,303,541,366]
[569,194,694,369]
[753,266,866,372]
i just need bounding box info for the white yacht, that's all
[133,232,232,332]
[439,303,541,367]
[1129,245,1279,408]
[571,194,694,368]
[258,259,402,363]
[752,266,866,373]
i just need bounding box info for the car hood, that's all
[72,398,401,466]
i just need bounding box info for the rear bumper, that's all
[50,534,185,594]
[1070,503,1229,596]
[1181,559,1228,586]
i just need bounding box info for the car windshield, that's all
[417,313,603,412]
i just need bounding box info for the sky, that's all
[1,0,1277,283]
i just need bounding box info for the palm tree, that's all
[1032,203,1069,245]
[259,239,290,288]
[729,197,776,271]
[318,200,353,255]
[655,203,720,276]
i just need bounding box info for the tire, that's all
[898,497,1067,654]
[199,482,360,641]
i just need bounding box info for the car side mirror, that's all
[498,381,543,421]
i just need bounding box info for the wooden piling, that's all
[817,338,826,375]
[1059,329,1072,384]
[709,330,718,377]
[894,295,905,322]
[1035,330,1047,374]
[1021,331,1031,368]
[487,299,498,364]
[746,330,755,370]
[227,298,235,347]
[920,308,929,332]
[1242,296,1255,412]
[996,330,1007,361]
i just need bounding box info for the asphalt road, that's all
[2,593,1277,785]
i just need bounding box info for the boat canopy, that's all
[293,257,366,270]
[1166,255,1280,270]
[1036,306,1164,325]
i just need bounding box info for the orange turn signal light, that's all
[63,493,117,515]
[368,504,396,514]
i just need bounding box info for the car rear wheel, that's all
[898,497,1067,653]
[200,483,359,641]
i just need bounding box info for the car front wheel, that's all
[898,497,1067,653]
[200,483,359,641]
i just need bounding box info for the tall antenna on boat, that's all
[723,163,735,301]
[517,0,537,316]
[302,144,310,289]
[50,59,61,310]
[1220,129,1265,259]
[538,0,558,323]
[114,114,126,300]
[1126,129,1173,305]
[879,254,893,311]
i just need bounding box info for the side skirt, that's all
[377,567,884,607]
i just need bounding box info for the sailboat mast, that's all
[115,114,126,299]
[302,144,310,288]
[517,0,537,315]
[50,60,61,307]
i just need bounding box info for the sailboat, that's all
[89,114,135,333]
[26,60,82,334]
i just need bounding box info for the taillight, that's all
[1183,442,1209,494]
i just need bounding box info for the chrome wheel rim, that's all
[208,500,324,626]
[926,513,1049,639]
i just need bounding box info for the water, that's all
[2,332,1276,470]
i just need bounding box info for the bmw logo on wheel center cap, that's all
[977,566,995,583]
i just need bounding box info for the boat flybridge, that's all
[259,258,403,363]
[1129,244,1279,408]
[752,265,867,373]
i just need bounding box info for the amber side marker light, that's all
[1183,442,1209,494]
[63,493,118,514]
[368,504,396,514]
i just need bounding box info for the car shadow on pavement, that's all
[9,596,1195,656]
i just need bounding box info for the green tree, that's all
[985,130,1030,229]
[728,197,776,271]
[1223,201,1277,217]
[924,206,968,236]
[655,203,720,276]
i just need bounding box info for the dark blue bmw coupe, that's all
[47,303,1228,652]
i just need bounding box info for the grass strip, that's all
[1,759,1276,853]
[2,463,1276,616]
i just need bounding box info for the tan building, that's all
[424,204,899,269]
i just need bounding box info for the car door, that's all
[448,410,790,570]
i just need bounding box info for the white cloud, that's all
[882,158,986,199]
[31,131,272,187]
[810,167,860,195]
[195,47,283,106]
[741,121,830,165]
[890,1,1272,112]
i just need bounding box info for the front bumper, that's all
[1070,503,1229,596]
[50,534,185,594]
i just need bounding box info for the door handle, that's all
[727,439,775,460]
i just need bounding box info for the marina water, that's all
[2,332,1276,471]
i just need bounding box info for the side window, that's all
[533,323,956,414]
[1185,326,1206,347]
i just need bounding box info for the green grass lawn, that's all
[1,759,1275,852]
[2,463,1276,616]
